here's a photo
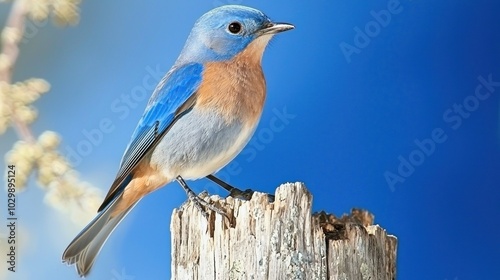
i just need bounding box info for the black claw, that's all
[228,188,254,200]
[176,175,228,219]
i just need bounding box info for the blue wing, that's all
[98,63,204,211]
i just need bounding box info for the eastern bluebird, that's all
[62,5,293,276]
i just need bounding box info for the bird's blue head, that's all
[176,5,294,64]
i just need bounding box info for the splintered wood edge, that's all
[170,182,398,279]
[171,182,395,241]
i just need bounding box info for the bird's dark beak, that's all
[257,22,294,36]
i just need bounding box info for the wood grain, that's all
[171,182,397,280]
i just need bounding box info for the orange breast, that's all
[196,39,268,125]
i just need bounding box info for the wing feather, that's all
[98,63,204,211]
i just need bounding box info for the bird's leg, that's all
[176,175,228,219]
[206,174,275,202]
[205,174,254,200]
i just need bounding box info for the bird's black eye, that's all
[228,22,242,34]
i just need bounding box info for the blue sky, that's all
[1,0,500,279]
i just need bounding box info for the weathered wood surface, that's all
[171,182,397,280]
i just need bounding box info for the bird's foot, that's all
[206,174,275,203]
[176,176,229,220]
[188,191,228,219]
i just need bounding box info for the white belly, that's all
[149,108,257,181]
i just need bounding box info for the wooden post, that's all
[170,182,397,280]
